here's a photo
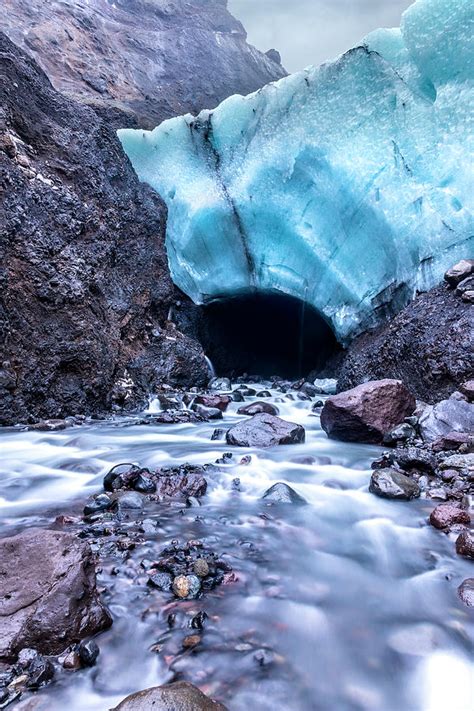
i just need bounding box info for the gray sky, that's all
[229,0,413,72]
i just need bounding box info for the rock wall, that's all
[0,33,209,425]
[0,0,286,129]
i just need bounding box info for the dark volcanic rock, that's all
[321,380,416,444]
[0,34,209,425]
[338,283,473,403]
[369,469,421,500]
[153,464,209,499]
[226,414,305,447]
[429,504,470,530]
[0,528,112,661]
[1,0,286,130]
[112,681,227,710]
[393,447,437,474]
[237,401,280,416]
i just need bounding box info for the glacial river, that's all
[1,386,472,711]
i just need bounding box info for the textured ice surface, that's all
[119,0,474,342]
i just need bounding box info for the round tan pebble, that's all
[193,558,209,578]
[172,575,190,598]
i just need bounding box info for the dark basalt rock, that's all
[444,260,474,287]
[392,446,437,474]
[226,413,305,448]
[369,469,421,500]
[0,529,112,661]
[321,380,416,444]
[0,33,209,426]
[112,681,227,710]
[338,283,474,403]
[102,462,210,500]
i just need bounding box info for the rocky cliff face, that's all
[0,33,209,426]
[1,0,286,129]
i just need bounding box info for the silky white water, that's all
[0,385,472,710]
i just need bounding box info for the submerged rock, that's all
[321,380,416,444]
[262,483,307,505]
[226,414,305,448]
[369,469,421,500]
[0,529,112,661]
[112,681,227,710]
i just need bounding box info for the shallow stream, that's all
[0,386,472,710]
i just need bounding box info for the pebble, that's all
[172,574,201,599]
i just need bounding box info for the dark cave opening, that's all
[198,292,340,379]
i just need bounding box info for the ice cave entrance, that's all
[198,292,339,379]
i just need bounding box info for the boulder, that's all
[0,529,112,661]
[432,432,473,452]
[456,531,474,560]
[237,402,280,417]
[369,469,421,500]
[429,504,471,530]
[392,446,437,474]
[226,414,305,448]
[321,380,416,444]
[261,483,307,505]
[154,464,209,499]
[111,681,227,710]
[457,579,474,608]
[444,260,474,287]
[419,397,474,442]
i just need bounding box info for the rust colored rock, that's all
[193,395,231,412]
[0,529,112,661]
[321,380,416,444]
[429,504,471,530]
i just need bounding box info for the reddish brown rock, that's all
[320,380,416,444]
[456,531,474,559]
[0,529,112,661]
[193,394,231,412]
[429,504,471,530]
[432,431,473,452]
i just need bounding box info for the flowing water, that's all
[0,385,472,711]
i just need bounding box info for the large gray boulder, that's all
[419,396,474,442]
[0,528,112,661]
[226,413,305,448]
[111,682,227,710]
[321,380,416,444]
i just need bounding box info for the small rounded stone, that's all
[193,558,210,578]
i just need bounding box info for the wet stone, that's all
[148,573,173,591]
[383,423,416,446]
[193,559,210,577]
[237,401,280,416]
[78,640,99,667]
[369,469,420,500]
[262,483,307,505]
[429,503,471,530]
[84,493,113,516]
[172,575,201,600]
[455,531,474,559]
[457,578,474,608]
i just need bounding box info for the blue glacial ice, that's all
[118,0,474,343]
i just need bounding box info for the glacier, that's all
[118,0,474,343]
